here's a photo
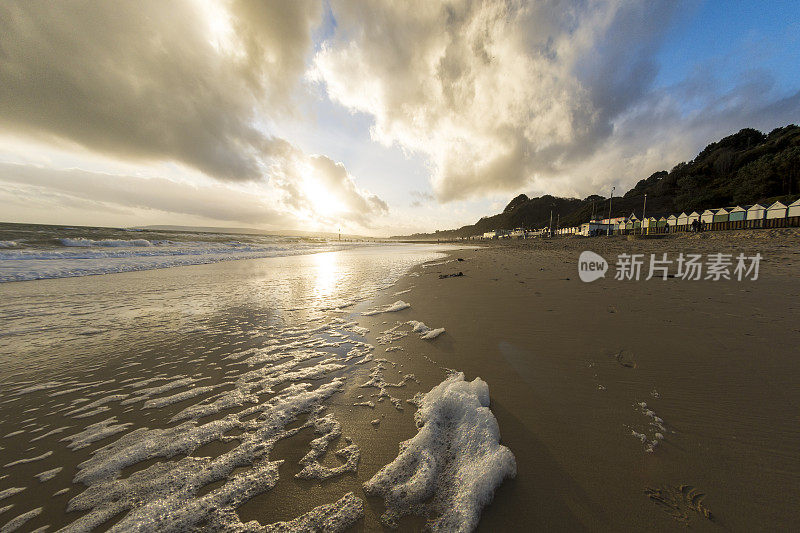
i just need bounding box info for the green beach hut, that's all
[713,208,730,223]
[728,206,746,222]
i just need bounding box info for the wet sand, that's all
[355,228,800,530]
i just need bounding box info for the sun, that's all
[301,178,345,218]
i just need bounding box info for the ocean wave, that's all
[59,238,156,247]
[0,241,370,282]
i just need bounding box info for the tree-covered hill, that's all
[396,125,800,239]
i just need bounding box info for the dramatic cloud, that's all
[0,0,386,227]
[313,0,800,201]
[264,141,389,225]
[0,1,797,234]
[0,163,292,227]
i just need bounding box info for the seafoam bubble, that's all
[364,372,516,531]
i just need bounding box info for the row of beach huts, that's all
[478,198,800,239]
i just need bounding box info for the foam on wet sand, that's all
[364,372,516,531]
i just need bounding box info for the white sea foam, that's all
[263,492,364,533]
[59,238,154,247]
[61,417,133,450]
[0,488,24,501]
[295,412,360,481]
[3,451,52,468]
[360,361,416,411]
[408,320,446,340]
[62,379,348,531]
[376,324,409,345]
[35,467,62,482]
[13,382,62,396]
[0,241,17,249]
[120,376,196,405]
[364,372,516,531]
[362,300,411,316]
[30,426,70,442]
[1,507,42,533]
[142,385,216,409]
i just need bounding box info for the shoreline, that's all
[1,233,798,531]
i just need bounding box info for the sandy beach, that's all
[1,231,798,531]
[354,228,800,530]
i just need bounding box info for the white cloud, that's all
[0,0,387,230]
[313,0,800,202]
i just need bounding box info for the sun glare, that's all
[302,178,345,218]
[196,0,236,53]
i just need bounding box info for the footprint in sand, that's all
[644,484,713,525]
[614,350,637,368]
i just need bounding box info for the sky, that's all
[1,0,798,237]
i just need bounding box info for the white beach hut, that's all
[700,209,717,224]
[788,198,800,217]
[677,212,689,226]
[667,214,678,226]
[746,204,767,220]
[766,201,787,219]
[687,211,701,224]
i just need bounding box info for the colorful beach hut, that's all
[728,206,746,222]
[713,208,730,223]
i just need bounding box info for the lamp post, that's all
[607,186,615,236]
[642,194,647,236]
[549,209,553,238]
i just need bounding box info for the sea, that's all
[0,223,513,531]
[0,222,368,283]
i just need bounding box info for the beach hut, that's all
[788,198,800,217]
[728,206,746,222]
[667,214,678,226]
[701,209,717,224]
[657,217,668,228]
[677,212,689,226]
[746,204,766,220]
[713,208,730,223]
[766,201,787,219]
[687,211,701,224]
